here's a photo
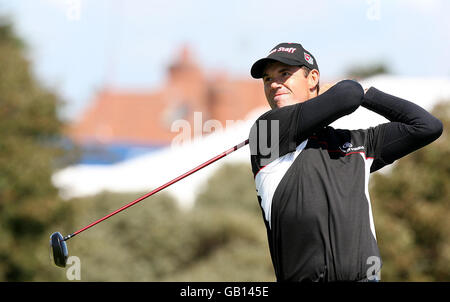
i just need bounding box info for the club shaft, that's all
[66,139,249,240]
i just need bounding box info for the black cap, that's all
[251,43,319,79]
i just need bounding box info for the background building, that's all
[67,46,268,164]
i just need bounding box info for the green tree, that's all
[0,20,72,281]
[346,62,390,80]
[371,101,450,281]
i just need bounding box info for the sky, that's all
[1,0,449,121]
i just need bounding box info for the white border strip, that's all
[254,140,308,229]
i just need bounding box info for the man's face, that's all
[262,61,318,109]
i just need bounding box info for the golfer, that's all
[249,42,443,282]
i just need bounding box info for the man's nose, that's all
[270,80,283,89]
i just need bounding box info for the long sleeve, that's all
[296,80,365,142]
[362,87,443,172]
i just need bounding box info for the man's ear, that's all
[308,69,320,93]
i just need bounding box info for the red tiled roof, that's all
[67,47,269,145]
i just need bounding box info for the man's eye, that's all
[263,77,271,83]
[282,71,290,76]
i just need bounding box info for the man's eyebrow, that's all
[279,67,294,73]
[263,67,294,78]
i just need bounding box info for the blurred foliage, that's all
[371,100,450,281]
[0,21,74,281]
[346,62,390,80]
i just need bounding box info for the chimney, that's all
[165,45,208,118]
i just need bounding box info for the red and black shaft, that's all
[62,139,249,242]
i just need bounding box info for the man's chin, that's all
[272,98,295,108]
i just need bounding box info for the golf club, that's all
[50,139,249,267]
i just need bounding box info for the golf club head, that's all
[50,232,68,268]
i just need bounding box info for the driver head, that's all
[50,232,68,268]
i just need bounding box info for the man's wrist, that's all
[361,87,379,108]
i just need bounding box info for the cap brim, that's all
[250,57,302,79]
